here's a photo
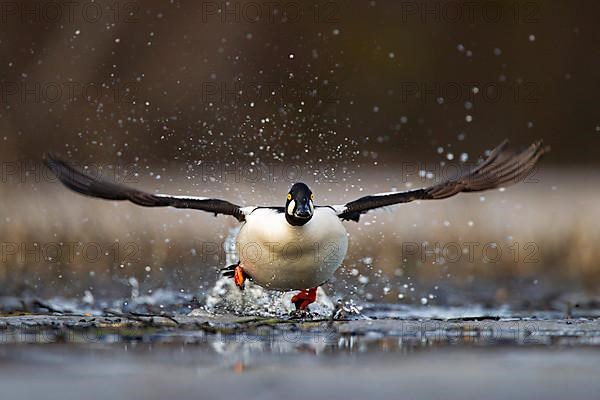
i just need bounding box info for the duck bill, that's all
[294,204,312,219]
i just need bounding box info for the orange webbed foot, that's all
[221,262,247,291]
[291,287,318,310]
[233,265,246,290]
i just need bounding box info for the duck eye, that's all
[287,193,292,200]
[310,194,314,200]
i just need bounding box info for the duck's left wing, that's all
[335,140,547,222]
[45,154,247,222]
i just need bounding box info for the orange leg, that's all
[233,265,246,290]
[291,287,318,310]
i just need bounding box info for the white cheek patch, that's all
[287,200,296,215]
[309,200,314,214]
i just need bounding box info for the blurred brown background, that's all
[0,0,599,309]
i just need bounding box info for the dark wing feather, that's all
[45,154,246,222]
[337,140,548,222]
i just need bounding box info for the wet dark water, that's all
[2,310,600,400]
[1,342,600,400]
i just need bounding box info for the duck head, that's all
[285,182,314,226]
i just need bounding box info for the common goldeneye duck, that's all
[45,140,547,311]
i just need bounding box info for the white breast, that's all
[235,207,348,290]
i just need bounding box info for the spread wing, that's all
[45,154,246,222]
[336,140,547,222]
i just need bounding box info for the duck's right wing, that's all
[45,154,248,222]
